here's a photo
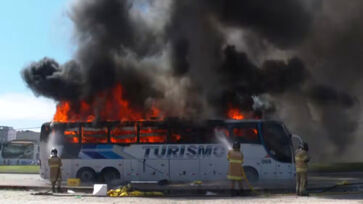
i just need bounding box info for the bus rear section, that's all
[39,120,295,185]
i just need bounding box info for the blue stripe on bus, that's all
[82,151,106,159]
[96,144,113,149]
[82,144,97,149]
[82,144,113,149]
[99,151,123,159]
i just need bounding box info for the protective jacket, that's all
[295,149,309,173]
[48,156,62,182]
[227,149,244,180]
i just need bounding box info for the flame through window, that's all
[232,127,259,143]
[81,127,108,143]
[64,128,80,143]
[139,125,167,143]
[110,125,137,143]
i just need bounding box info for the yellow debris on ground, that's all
[192,180,203,185]
[107,185,164,197]
[67,178,80,186]
[337,180,350,185]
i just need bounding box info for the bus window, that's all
[214,126,230,138]
[261,122,292,163]
[64,127,80,143]
[170,126,214,143]
[232,127,259,144]
[82,126,108,143]
[110,125,137,144]
[139,125,167,143]
[169,132,182,143]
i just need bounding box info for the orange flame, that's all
[227,107,245,120]
[53,84,162,122]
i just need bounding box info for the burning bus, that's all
[39,119,298,184]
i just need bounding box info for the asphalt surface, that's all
[1,189,363,204]
[0,172,363,195]
[0,172,363,203]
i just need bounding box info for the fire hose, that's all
[241,168,257,194]
[311,180,363,194]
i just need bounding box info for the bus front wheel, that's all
[244,166,259,182]
[76,167,97,183]
[101,167,120,184]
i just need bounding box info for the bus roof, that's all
[41,119,284,128]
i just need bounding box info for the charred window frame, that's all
[168,122,217,144]
[230,123,260,144]
[64,125,81,144]
[138,121,168,144]
[58,123,82,159]
[81,124,108,144]
[109,122,138,144]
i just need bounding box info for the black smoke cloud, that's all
[22,0,361,157]
[210,0,313,48]
[22,58,82,101]
[211,46,309,115]
[23,0,162,111]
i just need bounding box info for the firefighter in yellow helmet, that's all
[295,142,310,196]
[48,148,62,193]
[227,141,244,195]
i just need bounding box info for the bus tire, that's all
[76,167,97,183]
[101,167,120,184]
[244,166,259,182]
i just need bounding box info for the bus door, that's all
[261,122,294,179]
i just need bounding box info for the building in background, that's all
[0,127,40,165]
[16,130,40,142]
[0,126,16,144]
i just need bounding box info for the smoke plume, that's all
[22,0,362,159]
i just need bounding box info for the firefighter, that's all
[295,142,310,196]
[48,148,62,193]
[227,141,244,195]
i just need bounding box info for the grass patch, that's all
[0,165,39,174]
[309,162,363,173]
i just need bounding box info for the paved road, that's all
[0,172,363,193]
[0,173,363,203]
[1,189,363,204]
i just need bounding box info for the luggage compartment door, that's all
[170,159,199,182]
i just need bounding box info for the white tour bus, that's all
[39,119,298,184]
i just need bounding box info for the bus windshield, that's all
[261,121,292,163]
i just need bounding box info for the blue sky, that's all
[0,0,72,130]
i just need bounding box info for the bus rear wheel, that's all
[244,166,259,182]
[76,167,97,183]
[101,167,120,184]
